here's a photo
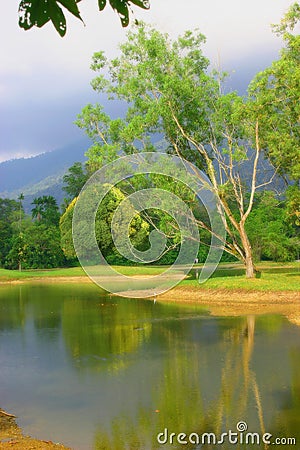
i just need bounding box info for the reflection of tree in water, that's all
[32,293,62,342]
[61,295,205,374]
[267,348,300,442]
[0,286,26,331]
[2,284,298,448]
[94,315,298,450]
[62,298,152,373]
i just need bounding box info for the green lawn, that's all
[0,262,299,292]
[0,266,86,281]
[183,262,300,292]
[0,265,165,281]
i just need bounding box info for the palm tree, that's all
[31,196,60,225]
[31,197,43,222]
[18,193,24,230]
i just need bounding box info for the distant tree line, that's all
[1,174,298,271]
[0,195,66,270]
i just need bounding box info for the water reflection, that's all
[62,297,153,373]
[94,315,300,449]
[0,284,299,449]
[0,286,26,331]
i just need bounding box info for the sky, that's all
[0,0,294,162]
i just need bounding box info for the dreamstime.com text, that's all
[157,422,296,446]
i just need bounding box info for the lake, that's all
[0,283,300,449]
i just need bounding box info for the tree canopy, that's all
[0,194,66,270]
[62,162,89,201]
[6,224,66,269]
[31,195,60,226]
[60,185,149,262]
[18,0,150,37]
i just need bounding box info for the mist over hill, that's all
[0,139,89,212]
[0,135,287,215]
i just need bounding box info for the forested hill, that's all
[0,139,89,212]
[0,137,286,214]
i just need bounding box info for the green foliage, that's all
[62,162,89,201]
[60,198,77,260]
[85,143,120,175]
[286,185,300,226]
[94,183,150,261]
[18,0,150,37]
[246,191,300,261]
[0,198,21,267]
[0,198,20,223]
[75,104,126,174]
[60,186,150,262]
[84,24,216,170]
[31,195,60,226]
[5,224,66,269]
[0,195,67,270]
[271,2,300,37]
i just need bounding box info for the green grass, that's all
[0,262,299,292]
[0,266,86,281]
[183,261,300,291]
[0,264,165,281]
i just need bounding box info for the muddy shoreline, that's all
[1,275,299,318]
[0,410,70,449]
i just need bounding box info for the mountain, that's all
[0,139,90,212]
[0,137,287,215]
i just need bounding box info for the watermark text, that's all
[157,422,296,446]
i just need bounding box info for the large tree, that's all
[60,185,149,262]
[76,21,297,277]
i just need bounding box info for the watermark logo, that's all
[157,422,297,446]
[72,152,226,297]
[236,421,248,432]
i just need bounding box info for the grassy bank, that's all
[0,262,299,292]
[0,266,86,281]
[182,262,300,292]
[0,265,165,281]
